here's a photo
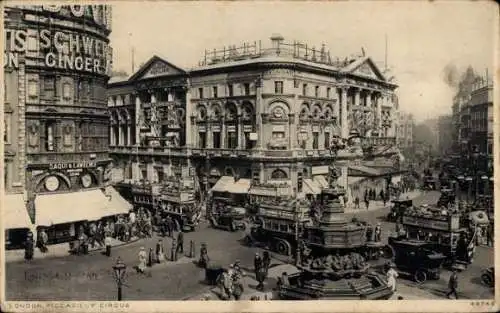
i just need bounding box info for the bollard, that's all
[190,240,195,258]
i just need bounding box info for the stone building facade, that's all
[108,36,398,206]
[3,5,129,246]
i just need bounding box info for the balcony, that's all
[361,137,396,147]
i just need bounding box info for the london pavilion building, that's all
[108,35,401,213]
[3,5,131,247]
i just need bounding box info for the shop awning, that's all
[3,193,33,230]
[348,176,366,185]
[210,176,235,193]
[35,189,110,226]
[226,178,251,194]
[103,186,133,217]
[313,175,329,189]
[303,179,322,195]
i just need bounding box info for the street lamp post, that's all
[112,258,127,301]
[465,176,473,204]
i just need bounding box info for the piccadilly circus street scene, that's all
[1,1,497,309]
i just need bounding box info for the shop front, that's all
[34,187,132,244]
[4,193,35,249]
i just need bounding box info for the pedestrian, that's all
[137,247,147,274]
[104,232,112,257]
[147,247,155,267]
[446,270,459,299]
[88,222,97,248]
[166,216,173,237]
[374,223,382,242]
[262,251,271,273]
[176,230,184,256]
[24,231,35,261]
[386,264,399,292]
[199,243,209,268]
[37,228,48,253]
[487,223,493,247]
[156,239,165,263]
[365,198,370,210]
[219,269,232,300]
[354,197,360,210]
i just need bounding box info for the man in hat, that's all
[104,232,112,257]
[138,247,147,274]
[199,243,209,268]
[374,223,382,242]
[446,270,459,299]
[176,229,184,256]
[37,228,48,253]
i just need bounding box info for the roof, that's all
[108,75,130,84]
[340,56,387,82]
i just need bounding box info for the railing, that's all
[199,39,354,69]
[361,137,396,147]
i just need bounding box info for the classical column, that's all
[110,124,115,146]
[135,94,141,145]
[376,94,382,133]
[341,87,348,139]
[255,78,263,149]
[366,91,372,108]
[127,124,131,146]
[237,116,243,149]
[289,113,296,149]
[207,125,213,148]
[220,119,226,149]
[118,123,124,145]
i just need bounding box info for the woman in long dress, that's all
[138,247,147,273]
[156,239,165,263]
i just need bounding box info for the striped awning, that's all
[226,178,251,194]
[303,179,322,195]
[210,176,235,193]
[313,175,329,189]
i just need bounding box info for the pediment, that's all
[346,58,386,81]
[129,56,186,81]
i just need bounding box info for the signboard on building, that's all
[49,161,96,170]
[402,215,457,231]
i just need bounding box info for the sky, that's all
[110,1,497,123]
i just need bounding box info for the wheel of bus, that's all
[414,269,427,284]
[481,273,493,287]
[275,239,291,256]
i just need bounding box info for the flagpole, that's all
[384,34,388,71]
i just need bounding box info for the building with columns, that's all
[108,36,399,209]
[3,5,131,247]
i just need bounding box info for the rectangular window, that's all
[324,132,330,149]
[43,75,56,99]
[315,86,319,97]
[297,172,303,193]
[302,84,308,96]
[212,86,218,98]
[227,131,238,149]
[228,84,233,97]
[326,87,331,98]
[274,81,283,94]
[28,80,38,98]
[245,132,253,150]
[199,131,207,148]
[45,121,56,151]
[213,131,221,148]
[244,83,250,95]
[312,132,319,149]
[157,170,164,183]
[198,88,204,99]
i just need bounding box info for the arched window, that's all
[197,106,207,120]
[271,169,288,179]
[312,105,322,119]
[225,103,237,120]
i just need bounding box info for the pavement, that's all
[4,237,138,263]
[344,190,422,213]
